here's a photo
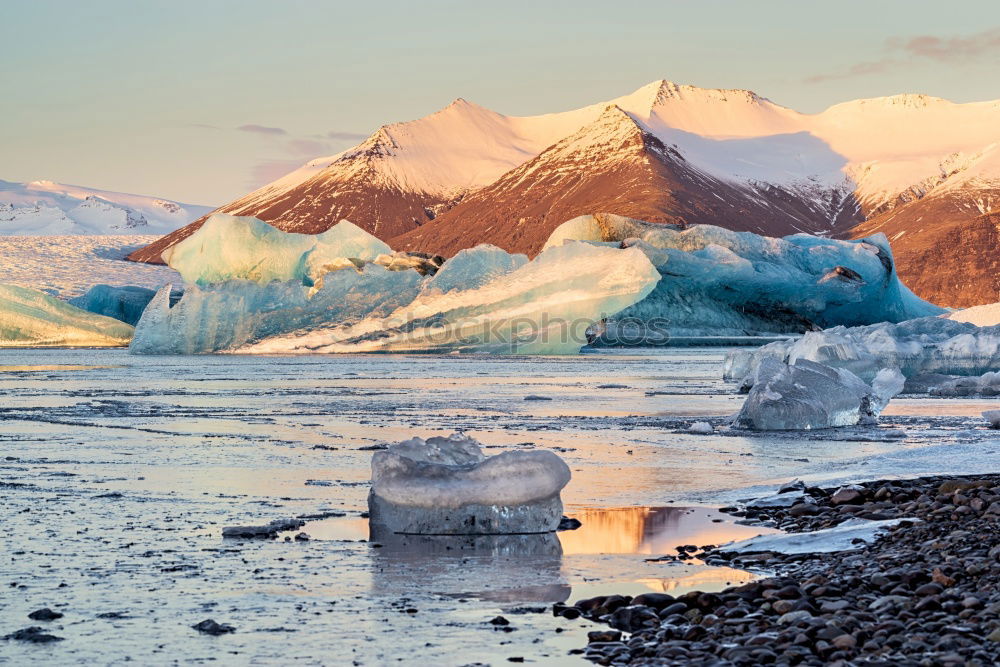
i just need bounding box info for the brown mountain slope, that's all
[392,107,859,257]
[128,132,447,264]
[848,198,1000,308]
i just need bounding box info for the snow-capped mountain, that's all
[0,179,213,236]
[130,80,1000,307]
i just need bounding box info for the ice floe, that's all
[725,317,1000,382]
[733,358,904,430]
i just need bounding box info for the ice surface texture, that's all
[546,214,942,342]
[132,216,660,355]
[726,317,1000,383]
[0,284,134,347]
[733,358,904,430]
[368,433,571,535]
[68,285,158,325]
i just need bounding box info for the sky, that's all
[2,0,999,206]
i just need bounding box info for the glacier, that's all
[0,284,134,347]
[367,433,571,535]
[733,358,904,430]
[725,317,1000,384]
[69,284,160,325]
[131,216,661,355]
[545,214,943,343]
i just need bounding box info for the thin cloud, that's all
[803,60,896,84]
[892,27,1000,61]
[327,130,367,141]
[805,26,1000,83]
[237,124,288,136]
[187,123,221,130]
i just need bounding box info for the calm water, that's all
[1,348,998,664]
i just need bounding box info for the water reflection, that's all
[558,506,774,555]
[355,506,774,604]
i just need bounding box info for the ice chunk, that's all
[734,359,902,430]
[368,433,571,535]
[929,371,1000,397]
[162,214,391,286]
[68,284,158,325]
[687,421,714,434]
[720,518,918,555]
[0,284,134,347]
[983,410,1000,429]
[727,317,1000,382]
[545,214,942,343]
[241,241,660,355]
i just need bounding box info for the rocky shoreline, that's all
[566,474,1000,665]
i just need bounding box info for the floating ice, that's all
[984,410,1000,429]
[726,317,1000,383]
[929,371,1000,397]
[130,265,422,355]
[368,433,571,535]
[162,214,392,286]
[545,214,942,343]
[720,518,918,555]
[0,284,134,347]
[237,241,659,355]
[68,284,158,325]
[132,218,659,355]
[733,359,903,430]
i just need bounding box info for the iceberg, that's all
[243,241,659,354]
[733,358,904,430]
[367,433,571,535]
[544,214,943,344]
[131,216,661,355]
[162,214,393,286]
[929,371,1000,397]
[68,284,159,325]
[130,266,422,355]
[0,284,134,347]
[984,410,1000,429]
[725,317,1000,383]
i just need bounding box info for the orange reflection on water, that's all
[558,506,777,555]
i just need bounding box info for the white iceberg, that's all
[726,317,1000,383]
[162,214,393,286]
[544,214,943,344]
[68,284,159,325]
[733,358,904,430]
[0,284,134,347]
[720,518,917,555]
[368,433,572,535]
[929,371,1000,397]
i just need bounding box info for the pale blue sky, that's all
[2,0,998,205]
